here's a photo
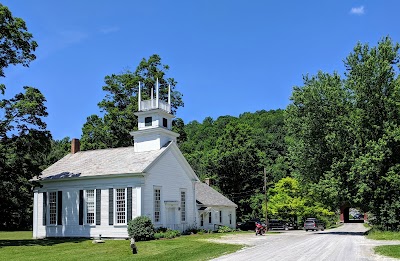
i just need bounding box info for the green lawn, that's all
[366,229,400,240]
[374,245,400,259]
[0,231,244,261]
[365,229,400,259]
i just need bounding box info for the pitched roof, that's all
[195,182,237,207]
[36,146,168,181]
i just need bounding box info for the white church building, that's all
[32,82,236,238]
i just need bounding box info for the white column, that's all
[136,187,142,216]
[168,84,171,113]
[156,78,159,109]
[138,82,141,111]
[33,191,38,239]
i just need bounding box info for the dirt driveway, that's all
[210,223,400,261]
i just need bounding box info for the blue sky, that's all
[2,1,399,140]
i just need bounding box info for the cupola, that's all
[130,79,179,152]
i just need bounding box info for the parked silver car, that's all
[304,218,325,231]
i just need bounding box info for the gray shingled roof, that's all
[36,146,167,180]
[195,182,237,207]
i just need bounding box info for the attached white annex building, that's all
[32,82,236,238]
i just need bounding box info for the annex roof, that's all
[35,145,168,181]
[195,182,237,208]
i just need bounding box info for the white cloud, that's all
[58,30,89,45]
[99,26,120,34]
[350,6,365,15]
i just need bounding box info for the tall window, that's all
[163,118,168,128]
[116,188,126,224]
[209,212,212,223]
[229,213,232,225]
[201,214,204,226]
[219,211,222,223]
[145,117,152,126]
[154,188,161,222]
[86,190,95,224]
[180,191,186,222]
[49,192,57,225]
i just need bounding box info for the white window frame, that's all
[48,191,58,226]
[84,189,96,225]
[219,210,222,223]
[180,189,186,222]
[114,188,127,225]
[154,187,161,223]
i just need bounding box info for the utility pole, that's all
[264,167,268,230]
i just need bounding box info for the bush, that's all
[182,226,210,235]
[128,216,155,241]
[154,227,168,233]
[154,229,181,240]
[217,226,235,233]
[182,226,199,235]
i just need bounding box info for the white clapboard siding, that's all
[142,148,196,231]
[33,176,142,238]
[197,206,237,230]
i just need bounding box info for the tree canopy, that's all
[286,37,400,230]
[0,4,51,229]
[0,4,37,94]
[80,54,183,150]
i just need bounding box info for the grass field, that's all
[366,229,400,241]
[374,245,400,259]
[0,231,244,261]
[366,229,400,259]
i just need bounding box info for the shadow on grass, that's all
[0,238,88,248]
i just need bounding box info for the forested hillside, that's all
[176,110,288,220]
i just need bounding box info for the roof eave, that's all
[32,172,145,183]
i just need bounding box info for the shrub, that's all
[217,226,235,233]
[128,216,155,241]
[154,229,181,240]
[154,227,168,233]
[182,226,199,235]
[154,232,163,239]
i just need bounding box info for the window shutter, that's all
[127,187,132,222]
[42,192,47,226]
[109,188,113,225]
[79,190,83,225]
[57,191,63,225]
[96,189,101,225]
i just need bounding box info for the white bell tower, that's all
[130,79,179,152]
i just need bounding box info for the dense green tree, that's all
[267,177,305,224]
[267,177,335,227]
[178,110,287,220]
[211,122,264,218]
[345,37,400,230]
[0,87,51,229]
[0,4,37,93]
[286,37,400,230]
[44,137,71,168]
[81,54,183,150]
[0,4,50,229]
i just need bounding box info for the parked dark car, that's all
[268,219,289,230]
[304,218,325,231]
[237,219,262,231]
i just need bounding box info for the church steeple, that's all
[130,79,179,152]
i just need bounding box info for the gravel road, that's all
[211,223,400,261]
